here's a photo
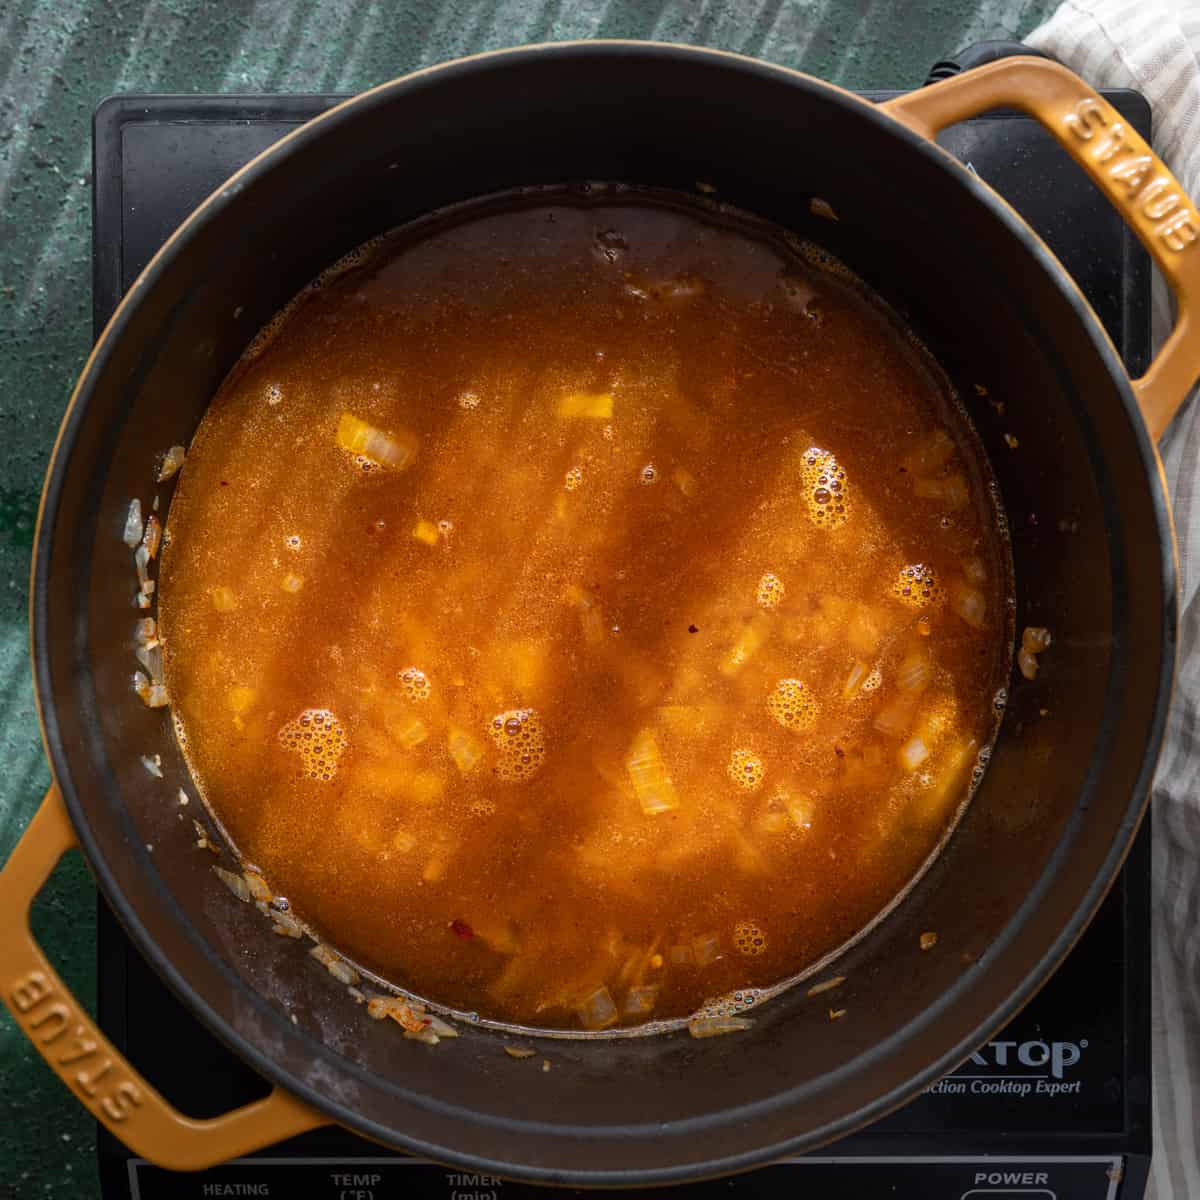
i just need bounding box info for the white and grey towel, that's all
[1026,3,1200,1196]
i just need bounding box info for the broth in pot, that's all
[158,189,1012,1033]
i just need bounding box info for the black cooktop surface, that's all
[93,88,1153,1200]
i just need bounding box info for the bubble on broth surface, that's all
[800,448,849,528]
[891,563,945,608]
[490,708,547,782]
[278,709,348,781]
[755,572,785,609]
[399,667,431,702]
[728,748,765,791]
[767,678,819,732]
[733,920,767,957]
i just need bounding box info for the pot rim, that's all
[29,40,1177,1184]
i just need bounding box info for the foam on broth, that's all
[158,188,1012,1033]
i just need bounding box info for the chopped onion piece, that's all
[214,866,252,902]
[719,615,767,677]
[920,931,939,951]
[136,592,151,610]
[899,735,931,772]
[625,729,680,815]
[447,726,484,776]
[133,671,169,708]
[757,808,790,835]
[623,984,659,1016]
[366,996,429,1033]
[309,943,338,969]
[425,1014,459,1038]
[193,819,218,853]
[913,473,969,511]
[841,658,870,699]
[504,1044,537,1059]
[135,544,151,588]
[336,411,419,471]
[565,584,606,646]
[141,513,162,560]
[576,985,618,1030]
[770,786,814,831]
[271,913,304,938]
[688,1015,753,1039]
[404,1025,443,1046]
[964,557,987,585]
[917,698,957,745]
[912,736,980,824]
[412,519,440,545]
[1018,628,1051,680]
[1022,626,1052,653]
[135,617,158,648]
[243,872,272,903]
[902,428,955,477]
[952,584,986,629]
[393,715,429,750]
[135,642,163,681]
[327,959,361,986]
[156,445,186,481]
[558,392,614,419]
[806,975,846,997]
[211,586,237,612]
[140,753,163,777]
[123,498,144,547]
[896,651,931,692]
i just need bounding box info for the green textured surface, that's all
[0,1,1059,1193]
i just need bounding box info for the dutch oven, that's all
[2,43,1198,1184]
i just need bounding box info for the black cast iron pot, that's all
[3,43,1199,1184]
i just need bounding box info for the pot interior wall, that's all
[35,46,1170,1180]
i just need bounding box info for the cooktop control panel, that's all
[127,1155,1125,1199]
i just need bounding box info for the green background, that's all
[0,0,1058,1193]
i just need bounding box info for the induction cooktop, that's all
[92,83,1153,1200]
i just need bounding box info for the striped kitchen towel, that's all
[1026,4,1200,1197]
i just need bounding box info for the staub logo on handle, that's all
[8,969,143,1122]
[1063,97,1199,254]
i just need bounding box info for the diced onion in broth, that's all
[336,411,419,471]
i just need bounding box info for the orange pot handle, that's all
[0,786,328,1170]
[883,56,1200,443]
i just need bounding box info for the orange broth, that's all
[159,190,1011,1032]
